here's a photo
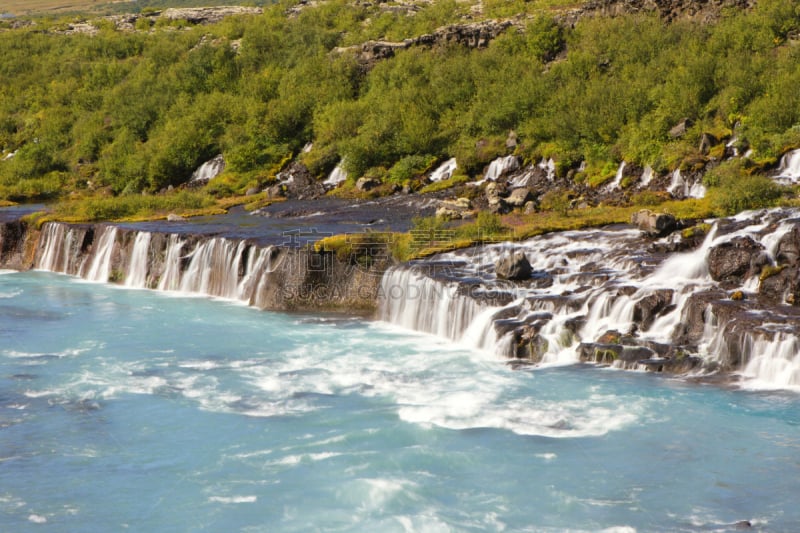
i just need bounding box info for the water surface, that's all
[1,272,798,531]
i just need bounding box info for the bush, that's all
[709,175,785,215]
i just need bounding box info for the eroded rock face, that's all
[495,250,532,281]
[707,236,767,284]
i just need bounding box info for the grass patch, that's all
[418,175,470,194]
[49,190,218,222]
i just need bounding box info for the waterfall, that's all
[125,232,152,288]
[190,155,225,183]
[323,162,347,188]
[31,223,284,310]
[428,158,457,183]
[538,158,556,181]
[379,267,497,348]
[639,166,654,187]
[84,226,118,282]
[667,169,706,199]
[606,162,627,190]
[481,155,520,183]
[775,149,800,184]
[157,234,185,292]
[179,238,248,299]
[36,223,66,272]
[741,333,800,390]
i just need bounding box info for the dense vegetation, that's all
[1,0,799,220]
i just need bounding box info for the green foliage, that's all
[1,0,800,214]
[388,155,437,184]
[540,189,572,216]
[54,190,216,221]
[709,174,785,215]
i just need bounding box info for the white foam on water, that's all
[208,495,257,504]
[28,514,47,524]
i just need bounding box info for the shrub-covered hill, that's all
[0,0,799,215]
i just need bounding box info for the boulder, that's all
[356,177,380,191]
[245,187,260,196]
[266,184,284,199]
[759,266,798,304]
[436,198,472,220]
[506,188,533,207]
[669,117,693,138]
[495,250,532,281]
[166,214,185,222]
[699,132,718,155]
[631,209,677,237]
[707,236,766,283]
[776,225,800,266]
[524,201,537,214]
[632,289,674,329]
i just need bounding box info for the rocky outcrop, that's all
[161,7,263,25]
[495,250,532,281]
[559,0,754,25]
[707,236,767,284]
[336,20,516,70]
[274,162,326,200]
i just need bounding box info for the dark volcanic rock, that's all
[707,236,766,284]
[633,289,675,329]
[495,250,532,281]
[776,225,800,266]
[275,162,325,200]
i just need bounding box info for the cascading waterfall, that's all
[125,232,151,288]
[84,226,118,282]
[606,161,627,190]
[775,149,800,184]
[742,333,800,390]
[33,222,280,310]
[379,267,497,348]
[36,223,66,272]
[179,238,247,298]
[377,211,800,389]
[428,158,457,183]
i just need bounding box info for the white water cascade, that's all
[85,226,118,282]
[428,158,457,183]
[33,222,280,309]
[125,232,151,288]
[323,162,347,188]
[190,155,225,183]
[667,169,706,199]
[639,165,654,187]
[775,149,800,184]
[479,155,520,184]
[378,209,800,389]
[741,333,800,391]
[606,161,627,190]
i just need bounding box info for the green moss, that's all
[419,174,469,194]
[760,264,786,282]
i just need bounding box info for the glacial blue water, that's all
[1,271,800,532]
